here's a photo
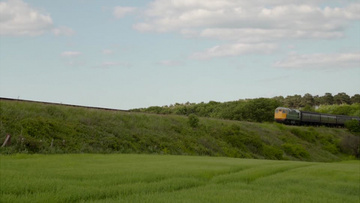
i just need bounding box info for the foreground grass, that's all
[0,154,359,203]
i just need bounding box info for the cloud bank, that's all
[0,0,52,36]
[0,0,74,36]
[61,51,82,57]
[113,6,136,19]
[132,0,359,59]
[274,52,360,69]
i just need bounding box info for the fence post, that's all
[1,134,11,147]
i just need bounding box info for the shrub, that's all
[21,136,45,153]
[282,143,310,159]
[339,135,360,157]
[262,145,283,160]
[188,114,200,128]
[345,120,360,133]
[290,128,317,143]
[322,144,339,154]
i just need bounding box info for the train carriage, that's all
[301,111,321,124]
[274,107,360,126]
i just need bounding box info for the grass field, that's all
[0,154,359,202]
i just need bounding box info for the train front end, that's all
[274,107,288,123]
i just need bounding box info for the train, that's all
[274,107,360,126]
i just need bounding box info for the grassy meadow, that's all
[0,154,359,202]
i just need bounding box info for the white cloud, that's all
[102,49,113,55]
[61,51,82,57]
[52,26,75,36]
[96,62,132,69]
[100,62,119,67]
[191,43,277,60]
[133,0,359,59]
[274,52,360,69]
[199,28,343,43]
[0,0,53,36]
[134,0,359,41]
[113,6,136,19]
[158,60,184,66]
[0,0,75,37]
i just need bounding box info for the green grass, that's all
[0,154,359,202]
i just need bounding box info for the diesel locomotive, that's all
[274,107,360,126]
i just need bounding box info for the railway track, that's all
[0,97,129,112]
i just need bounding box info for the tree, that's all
[240,98,282,122]
[301,93,314,107]
[272,96,285,104]
[334,92,351,105]
[284,95,302,108]
[313,95,321,106]
[351,94,360,104]
[320,93,334,105]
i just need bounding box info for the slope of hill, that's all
[0,99,358,161]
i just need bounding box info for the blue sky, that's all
[0,0,359,109]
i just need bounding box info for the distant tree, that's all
[240,98,282,122]
[351,94,360,104]
[334,92,351,105]
[301,93,315,107]
[302,105,315,112]
[320,93,334,105]
[272,96,285,105]
[313,95,321,106]
[284,95,302,108]
[146,106,164,114]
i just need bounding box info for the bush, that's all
[188,114,199,128]
[345,120,360,133]
[290,128,318,143]
[322,144,339,154]
[282,143,310,159]
[339,135,360,157]
[262,145,283,160]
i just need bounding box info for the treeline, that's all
[274,92,360,108]
[131,92,360,123]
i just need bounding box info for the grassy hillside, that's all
[1,154,359,202]
[0,99,359,161]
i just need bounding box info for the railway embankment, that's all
[0,99,358,161]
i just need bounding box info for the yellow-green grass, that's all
[1,154,359,202]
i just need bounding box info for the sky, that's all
[0,0,359,110]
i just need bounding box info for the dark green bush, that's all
[21,136,46,153]
[188,114,200,128]
[322,144,339,154]
[339,135,360,157]
[345,120,360,133]
[282,143,310,159]
[262,145,283,160]
[290,128,317,143]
